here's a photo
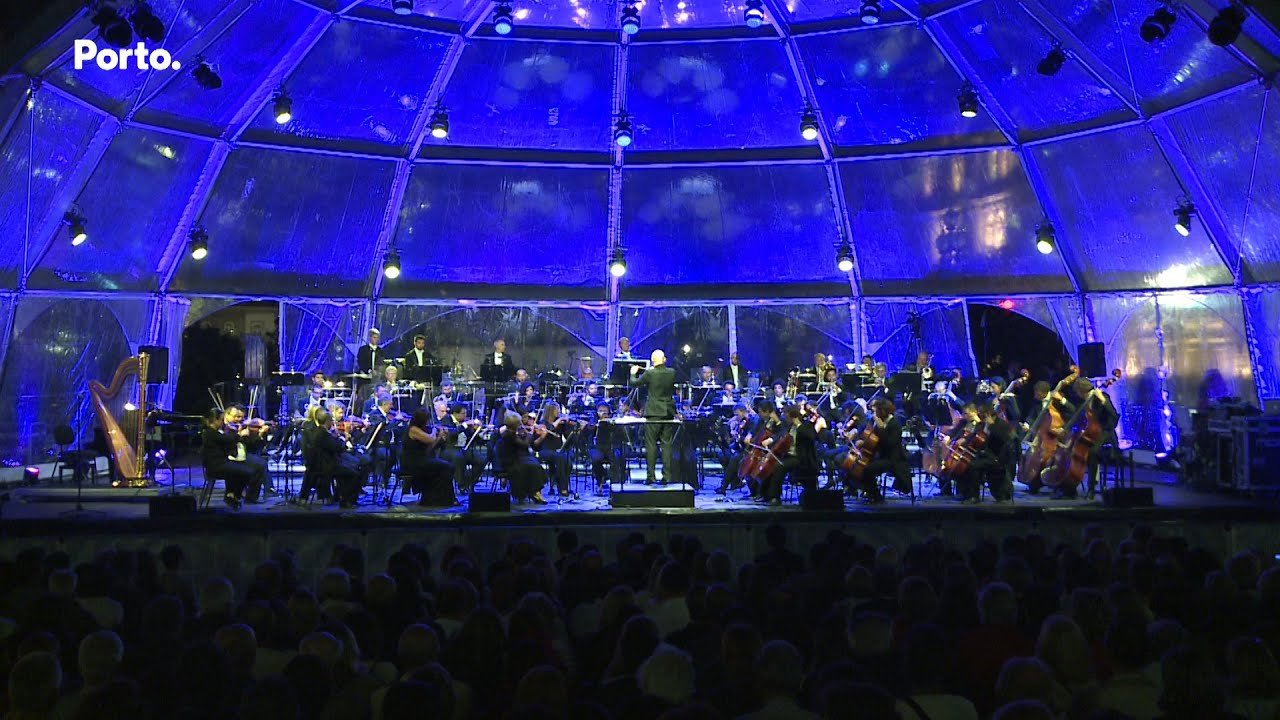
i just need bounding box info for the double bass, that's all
[1020,365,1080,491]
[1046,369,1122,490]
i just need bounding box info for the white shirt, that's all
[730,365,742,386]
[412,348,424,365]
[617,351,632,359]
[493,352,503,365]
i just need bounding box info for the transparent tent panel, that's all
[142,0,323,130]
[1087,294,1166,450]
[1247,286,1280,400]
[387,163,609,296]
[1158,291,1256,410]
[734,303,856,384]
[248,20,451,146]
[633,0,761,30]
[0,90,106,287]
[280,301,366,374]
[840,150,1075,295]
[30,128,213,292]
[934,0,1137,137]
[619,305,730,381]
[438,39,614,152]
[1030,124,1232,291]
[626,40,805,151]
[1239,91,1280,282]
[620,163,846,294]
[359,0,481,20]
[862,299,975,375]
[170,148,397,296]
[797,26,1007,149]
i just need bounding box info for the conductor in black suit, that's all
[629,349,678,485]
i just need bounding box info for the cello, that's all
[747,428,794,482]
[841,421,881,483]
[738,423,775,481]
[1046,370,1122,491]
[1019,365,1079,492]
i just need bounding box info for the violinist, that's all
[400,408,456,507]
[497,411,547,504]
[310,409,371,508]
[363,393,398,490]
[534,402,574,499]
[850,398,912,503]
[226,404,271,453]
[201,406,268,509]
[447,403,487,494]
[762,405,823,506]
[718,402,759,494]
[588,402,627,491]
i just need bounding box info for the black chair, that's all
[198,463,225,509]
[52,425,98,484]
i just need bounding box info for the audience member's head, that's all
[7,651,62,716]
[78,630,124,687]
[756,639,806,702]
[638,645,695,706]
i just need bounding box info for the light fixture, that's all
[621,2,640,34]
[429,104,449,139]
[836,242,854,273]
[392,0,414,15]
[193,61,222,90]
[614,112,633,148]
[383,249,401,280]
[1174,200,1195,236]
[156,144,175,159]
[1037,43,1066,76]
[493,3,515,35]
[129,1,165,43]
[91,4,132,48]
[609,248,627,278]
[1208,2,1246,46]
[273,92,292,124]
[64,210,87,246]
[859,0,881,25]
[1035,222,1055,255]
[189,226,208,260]
[957,83,979,118]
[1140,4,1176,42]
[744,0,765,27]
[682,344,692,355]
[26,79,38,110]
[799,106,819,141]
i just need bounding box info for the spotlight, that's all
[189,226,208,260]
[24,467,39,485]
[493,3,514,35]
[1208,3,1246,46]
[799,106,819,141]
[392,0,414,15]
[609,248,627,278]
[429,105,449,139]
[64,210,87,246]
[614,112,633,148]
[383,249,401,280]
[859,0,881,25]
[1035,222,1055,255]
[1174,200,1195,236]
[621,2,640,34]
[836,242,854,273]
[681,344,691,355]
[744,0,765,27]
[91,5,132,48]
[273,92,292,124]
[26,78,39,110]
[1140,5,1176,42]
[957,83,979,118]
[129,1,165,43]
[1037,44,1066,76]
[193,61,222,90]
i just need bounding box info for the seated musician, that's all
[399,409,455,507]
[717,382,738,406]
[698,365,717,386]
[762,405,823,506]
[382,364,403,394]
[747,402,784,502]
[1048,378,1118,500]
[227,404,270,457]
[315,408,373,508]
[872,362,889,386]
[534,402,574,499]
[301,385,327,417]
[447,403,487,494]
[514,382,541,416]
[857,355,875,375]
[433,378,456,406]
[953,403,1015,503]
[201,407,268,509]
[362,393,398,490]
[579,365,595,382]
[849,398,913,503]
[769,381,789,412]
[589,402,627,491]
[497,411,547,504]
[719,402,759,494]
[509,369,530,395]
[823,400,867,481]
[817,367,846,420]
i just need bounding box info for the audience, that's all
[1,523,1277,720]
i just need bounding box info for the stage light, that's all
[1208,3,1246,46]
[1140,5,1176,42]
[682,344,692,355]
[193,61,222,90]
[744,0,765,27]
[859,0,881,24]
[64,210,87,246]
[493,3,515,35]
[129,1,165,43]
[429,105,449,139]
[799,106,819,141]
[957,83,979,118]
[156,144,175,159]
[392,0,414,15]
[614,112,633,148]
[836,242,854,273]
[273,93,292,124]
[609,248,627,278]
[189,226,208,260]
[621,2,640,34]
[383,249,401,280]
[91,5,132,48]
[24,467,39,485]
[1174,200,1195,236]
[1035,222,1055,255]
[1037,44,1066,76]
[998,299,1015,310]
[26,79,38,110]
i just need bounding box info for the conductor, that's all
[629,349,678,485]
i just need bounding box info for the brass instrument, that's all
[88,352,150,488]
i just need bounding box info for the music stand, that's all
[611,359,647,386]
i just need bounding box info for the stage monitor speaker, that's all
[1077,342,1107,378]
[138,345,170,383]
[149,494,196,518]
[468,491,510,513]
[800,489,844,511]
[1102,487,1154,508]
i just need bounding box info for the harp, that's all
[88,352,150,488]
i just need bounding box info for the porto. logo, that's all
[73,39,180,71]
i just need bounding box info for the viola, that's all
[1020,365,1079,491]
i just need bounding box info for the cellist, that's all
[849,398,913,504]
[761,404,823,506]
[745,402,783,502]
[953,403,1015,504]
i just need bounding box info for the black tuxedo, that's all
[720,363,749,389]
[629,364,678,483]
[482,352,516,382]
[357,344,386,375]
[402,348,435,370]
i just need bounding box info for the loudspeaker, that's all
[1077,342,1106,379]
[138,345,170,383]
[800,489,844,511]
[468,491,510,513]
[610,489,697,509]
[1102,487,1154,508]
[149,494,196,518]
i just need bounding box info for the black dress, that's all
[399,429,455,506]
[497,430,546,501]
